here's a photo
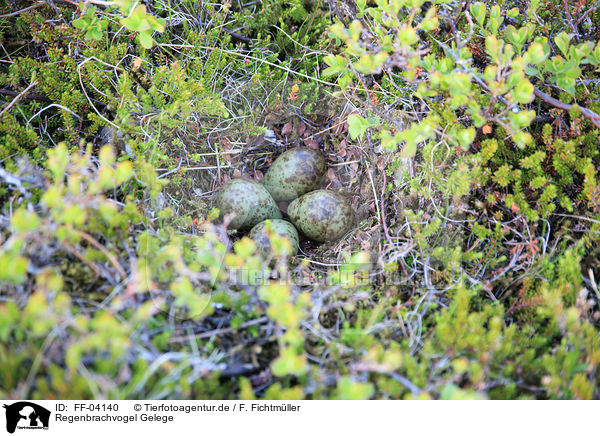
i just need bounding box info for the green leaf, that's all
[585,43,600,66]
[505,26,527,48]
[485,35,501,62]
[337,377,375,400]
[524,42,549,65]
[555,32,574,57]
[420,7,439,31]
[47,143,69,183]
[525,66,539,76]
[448,72,472,93]
[86,26,103,41]
[367,7,383,22]
[489,4,501,19]
[115,161,133,185]
[509,109,536,128]
[513,79,534,103]
[400,141,417,157]
[72,16,90,30]
[353,52,388,74]
[328,22,347,40]
[347,114,371,140]
[63,204,87,227]
[120,5,152,32]
[271,347,307,377]
[397,25,419,46]
[390,0,406,14]
[234,237,257,258]
[379,130,402,151]
[512,131,533,148]
[99,145,115,166]
[138,31,154,49]
[470,2,486,26]
[349,20,362,42]
[457,127,476,149]
[0,253,28,284]
[323,54,348,76]
[507,7,520,18]
[11,209,40,233]
[147,14,166,32]
[556,75,576,94]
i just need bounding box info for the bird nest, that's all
[156,79,398,288]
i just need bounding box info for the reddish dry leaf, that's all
[232,169,242,178]
[264,112,279,125]
[281,122,293,136]
[250,369,273,387]
[254,135,266,147]
[297,122,306,137]
[350,147,361,159]
[221,137,233,151]
[326,168,336,180]
[338,140,347,158]
[304,139,319,149]
[247,135,265,148]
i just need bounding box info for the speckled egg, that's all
[261,147,327,202]
[287,190,354,242]
[215,178,282,230]
[248,219,299,256]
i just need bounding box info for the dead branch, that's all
[533,87,600,130]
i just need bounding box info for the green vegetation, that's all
[0,0,599,399]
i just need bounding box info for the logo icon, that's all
[3,402,50,434]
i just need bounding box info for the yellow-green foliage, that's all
[1,0,600,400]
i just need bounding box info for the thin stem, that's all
[0,80,38,118]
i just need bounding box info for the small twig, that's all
[169,316,269,342]
[75,230,127,280]
[0,88,49,102]
[0,166,38,189]
[162,43,339,87]
[77,57,124,130]
[27,103,81,127]
[198,21,253,44]
[0,80,38,118]
[551,213,600,225]
[62,241,104,277]
[390,372,421,396]
[0,2,44,18]
[330,160,360,167]
[533,87,600,130]
[155,164,233,172]
[562,0,580,40]
[435,32,600,131]
[576,5,598,26]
